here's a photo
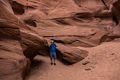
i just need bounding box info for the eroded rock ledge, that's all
[0,0,89,80]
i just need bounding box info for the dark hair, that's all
[51,39,54,41]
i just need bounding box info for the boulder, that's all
[56,44,88,64]
[21,30,49,60]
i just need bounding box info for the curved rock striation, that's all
[11,0,119,47]
[0,0,28,80]
[0,0,47,80]
[0,0,90,80]
[2,0,120,79]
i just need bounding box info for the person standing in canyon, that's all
[49,40,57,65]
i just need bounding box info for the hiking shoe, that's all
[51,63,53,65]
[54,63,56,65]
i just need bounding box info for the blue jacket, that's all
[50,43,57,53]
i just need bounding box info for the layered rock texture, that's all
[11,0,119,47]
[0,0,48,80]
[0,1,28,80]
[0,0,120,80]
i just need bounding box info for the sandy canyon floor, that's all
[26,41,120,80]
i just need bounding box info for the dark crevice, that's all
[54,39,80,45]
[112,13,119,26]
[24,59,44,80]
[101,0,119,25]
[71,17,83,22]
[11,1,25,15]
[30,60,44,70]
[24,19,37,27]
[74,0,81,7]
[54,19,70,25]
[27,6,36,10]
[100,35,120,43]
[101,0,109,9]
[100,35,112,43]
[54,40,66,44]
[74,13,93,18]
